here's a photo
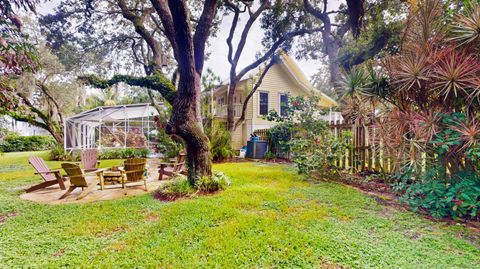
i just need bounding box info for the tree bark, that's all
[151,0,216,183]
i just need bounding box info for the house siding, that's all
[251,64,305,128]
[210,53,337,151]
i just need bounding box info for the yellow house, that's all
[209,52,338,150]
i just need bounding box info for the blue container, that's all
[246,140,268,159]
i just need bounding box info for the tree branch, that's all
[35,80,64,128]
[236,27,323,80]
[6,112,50,131]
[118,0,164,72]
[79,73,176,105]
[150,0,179,60]
[234,55,277,129]
[225,2,241,66]
[232,1,270,65]
[193,0,218,75]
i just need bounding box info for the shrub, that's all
[267,122,292,157]
[264,150,276,161]
[154,175,195,201]
[153,115,184,160]
[48,147,149,161]
[196,171,231,192]
[206,120,233,162]
[393,169,480,219]
[98,148,149,159]
[48,144,77,161]
[154,172,231,201]
[0,134,55,152]
[155,129,184,160]
[266,95,352,176]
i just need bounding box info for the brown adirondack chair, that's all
[120,158,147,195]
[80,149,100,172]
[59,163,98,200]
[158,151,187,180]
[26,156,66,193]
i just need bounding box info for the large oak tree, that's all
[42,0,220,183]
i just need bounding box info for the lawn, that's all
[0,152,479,268]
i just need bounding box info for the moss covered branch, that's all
[79,73,176,105]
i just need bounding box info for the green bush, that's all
[48,147,149,161]
[266,95,352,176]
[154,172,231,201]
[99,148,149,159]
[0,135,55,152]
[393,169,480,219]
[48,144,77,161]
[154,175,195,201]
[196,171,231,192]
[206,120,233,162]
[267,122,292,156]
[155,128,184,160]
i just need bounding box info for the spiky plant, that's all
[450,5,480,48]
[432,48,480,101]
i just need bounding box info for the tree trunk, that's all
[166,67,212,184]
[226,80,238,132]
[49,128,63,144]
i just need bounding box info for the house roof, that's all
[210,51,337,107]
[66,103,159,126]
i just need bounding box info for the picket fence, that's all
[254,118,394,173]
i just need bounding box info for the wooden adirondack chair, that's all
[80,149,100,172]
[120,158,147,195]
[26,156,66,193]
[158,151,187,180]
[59,163,98,200]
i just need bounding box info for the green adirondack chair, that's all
[121,158,147,195]
[60,163,98,200]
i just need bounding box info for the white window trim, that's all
[258,91,269,116]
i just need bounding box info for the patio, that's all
[20,159,166,205]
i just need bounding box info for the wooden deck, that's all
[20,159,167,205]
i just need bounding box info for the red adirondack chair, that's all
[26,156,66,193]
[158,151,187,180]
[80,149,100,172]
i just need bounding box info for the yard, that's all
[0,151,478,268]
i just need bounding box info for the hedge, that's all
[0,135,56,152]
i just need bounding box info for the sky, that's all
[37,1,343,81]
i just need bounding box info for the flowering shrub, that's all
[266,95,351,176]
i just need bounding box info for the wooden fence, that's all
[329,121,393,173]
[254,120,394,173]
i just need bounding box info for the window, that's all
[279,94,288,116]
[259,92,269,115]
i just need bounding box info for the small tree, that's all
[266,95,351,176]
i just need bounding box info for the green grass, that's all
[0,152,479,268]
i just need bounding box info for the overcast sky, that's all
[38,1,343,81]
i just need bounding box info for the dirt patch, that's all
[318,259,346,269]
[53,248,65,257]
[153,191,191,202]
[0,211,19,224]
[153,190,220,202]
[144,214,159,223]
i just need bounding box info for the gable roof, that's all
[277,51,337,107]
[211,51,337,107]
